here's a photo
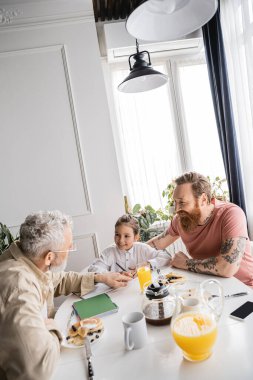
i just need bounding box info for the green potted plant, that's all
[161,181,176,221]
[0,223,18,255]
[130,204,171,242]
[162,182,175,208]
[207,176,229,201]
[131,204,158,242]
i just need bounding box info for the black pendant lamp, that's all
[118,40,168,93]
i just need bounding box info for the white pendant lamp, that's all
[126,0,218,42]
[118,40,168,93]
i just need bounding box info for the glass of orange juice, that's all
[171,311,218,361]
[136,262,152,292]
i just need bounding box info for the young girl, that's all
[88,214,170,273]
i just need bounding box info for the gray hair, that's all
[19,210,72,260]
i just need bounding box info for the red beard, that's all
[177,206,201,232]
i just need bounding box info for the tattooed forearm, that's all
[221,237,246,264]
[186,257,218,274]
[149,230,173,250]
[157,229,169,239]
[151,230,169,249]
[182,237,246,277]
[202,257,219,271]
[186,259,200,273]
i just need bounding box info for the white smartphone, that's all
[230,301,253,321]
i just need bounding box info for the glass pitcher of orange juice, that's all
[170,279,223,362]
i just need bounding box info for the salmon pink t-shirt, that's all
[168,200,253,286]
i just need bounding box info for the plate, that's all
[61,326,104,349]
[162,272,186,285]
[60,313,104,349]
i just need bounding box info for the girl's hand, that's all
[128,267,137,278]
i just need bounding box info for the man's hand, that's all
[171,237,246,277]
[94,272,132,288]
[170,251,188,270]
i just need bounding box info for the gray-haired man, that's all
[0,210,131,380]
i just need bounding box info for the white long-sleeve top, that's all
[87,242,171,273]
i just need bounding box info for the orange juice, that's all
[137,266,152,292]
[172,312,217,361]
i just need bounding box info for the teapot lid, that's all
[145,281,170,300]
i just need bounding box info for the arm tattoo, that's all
[186,256,218,273]
[220,238,233,254]
[151,230,171,250]
[221,237,246,264]
[183,237,246,275]
[157,229,169,239]
[223,247,240,264]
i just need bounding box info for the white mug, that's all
[181,297,200,312]
[122,311,148,350]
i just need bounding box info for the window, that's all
[111,64,182,209]
[108,54,226,210]
[175,60,225,178]
[220,0,253,238]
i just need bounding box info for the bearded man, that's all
[148,172,253,287]
[0,210,132,380]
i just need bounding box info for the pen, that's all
[224,292,249,299]
[211,291,249,299]
[116,262,126,272]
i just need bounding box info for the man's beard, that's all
[50,258,67,273]
[177,205,201,232]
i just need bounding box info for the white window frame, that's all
[102,50,222,208]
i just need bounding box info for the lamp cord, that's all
[136,39,139,54]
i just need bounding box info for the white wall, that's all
[0,0,124,270]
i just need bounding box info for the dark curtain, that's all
[202,3,247,214]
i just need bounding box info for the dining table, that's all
[52,268,253,380]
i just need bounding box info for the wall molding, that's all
[0,43,92,220]
[61,45,92,213]
[74,232,99,258]
[0,7,21,24]
[0,0,94,28]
